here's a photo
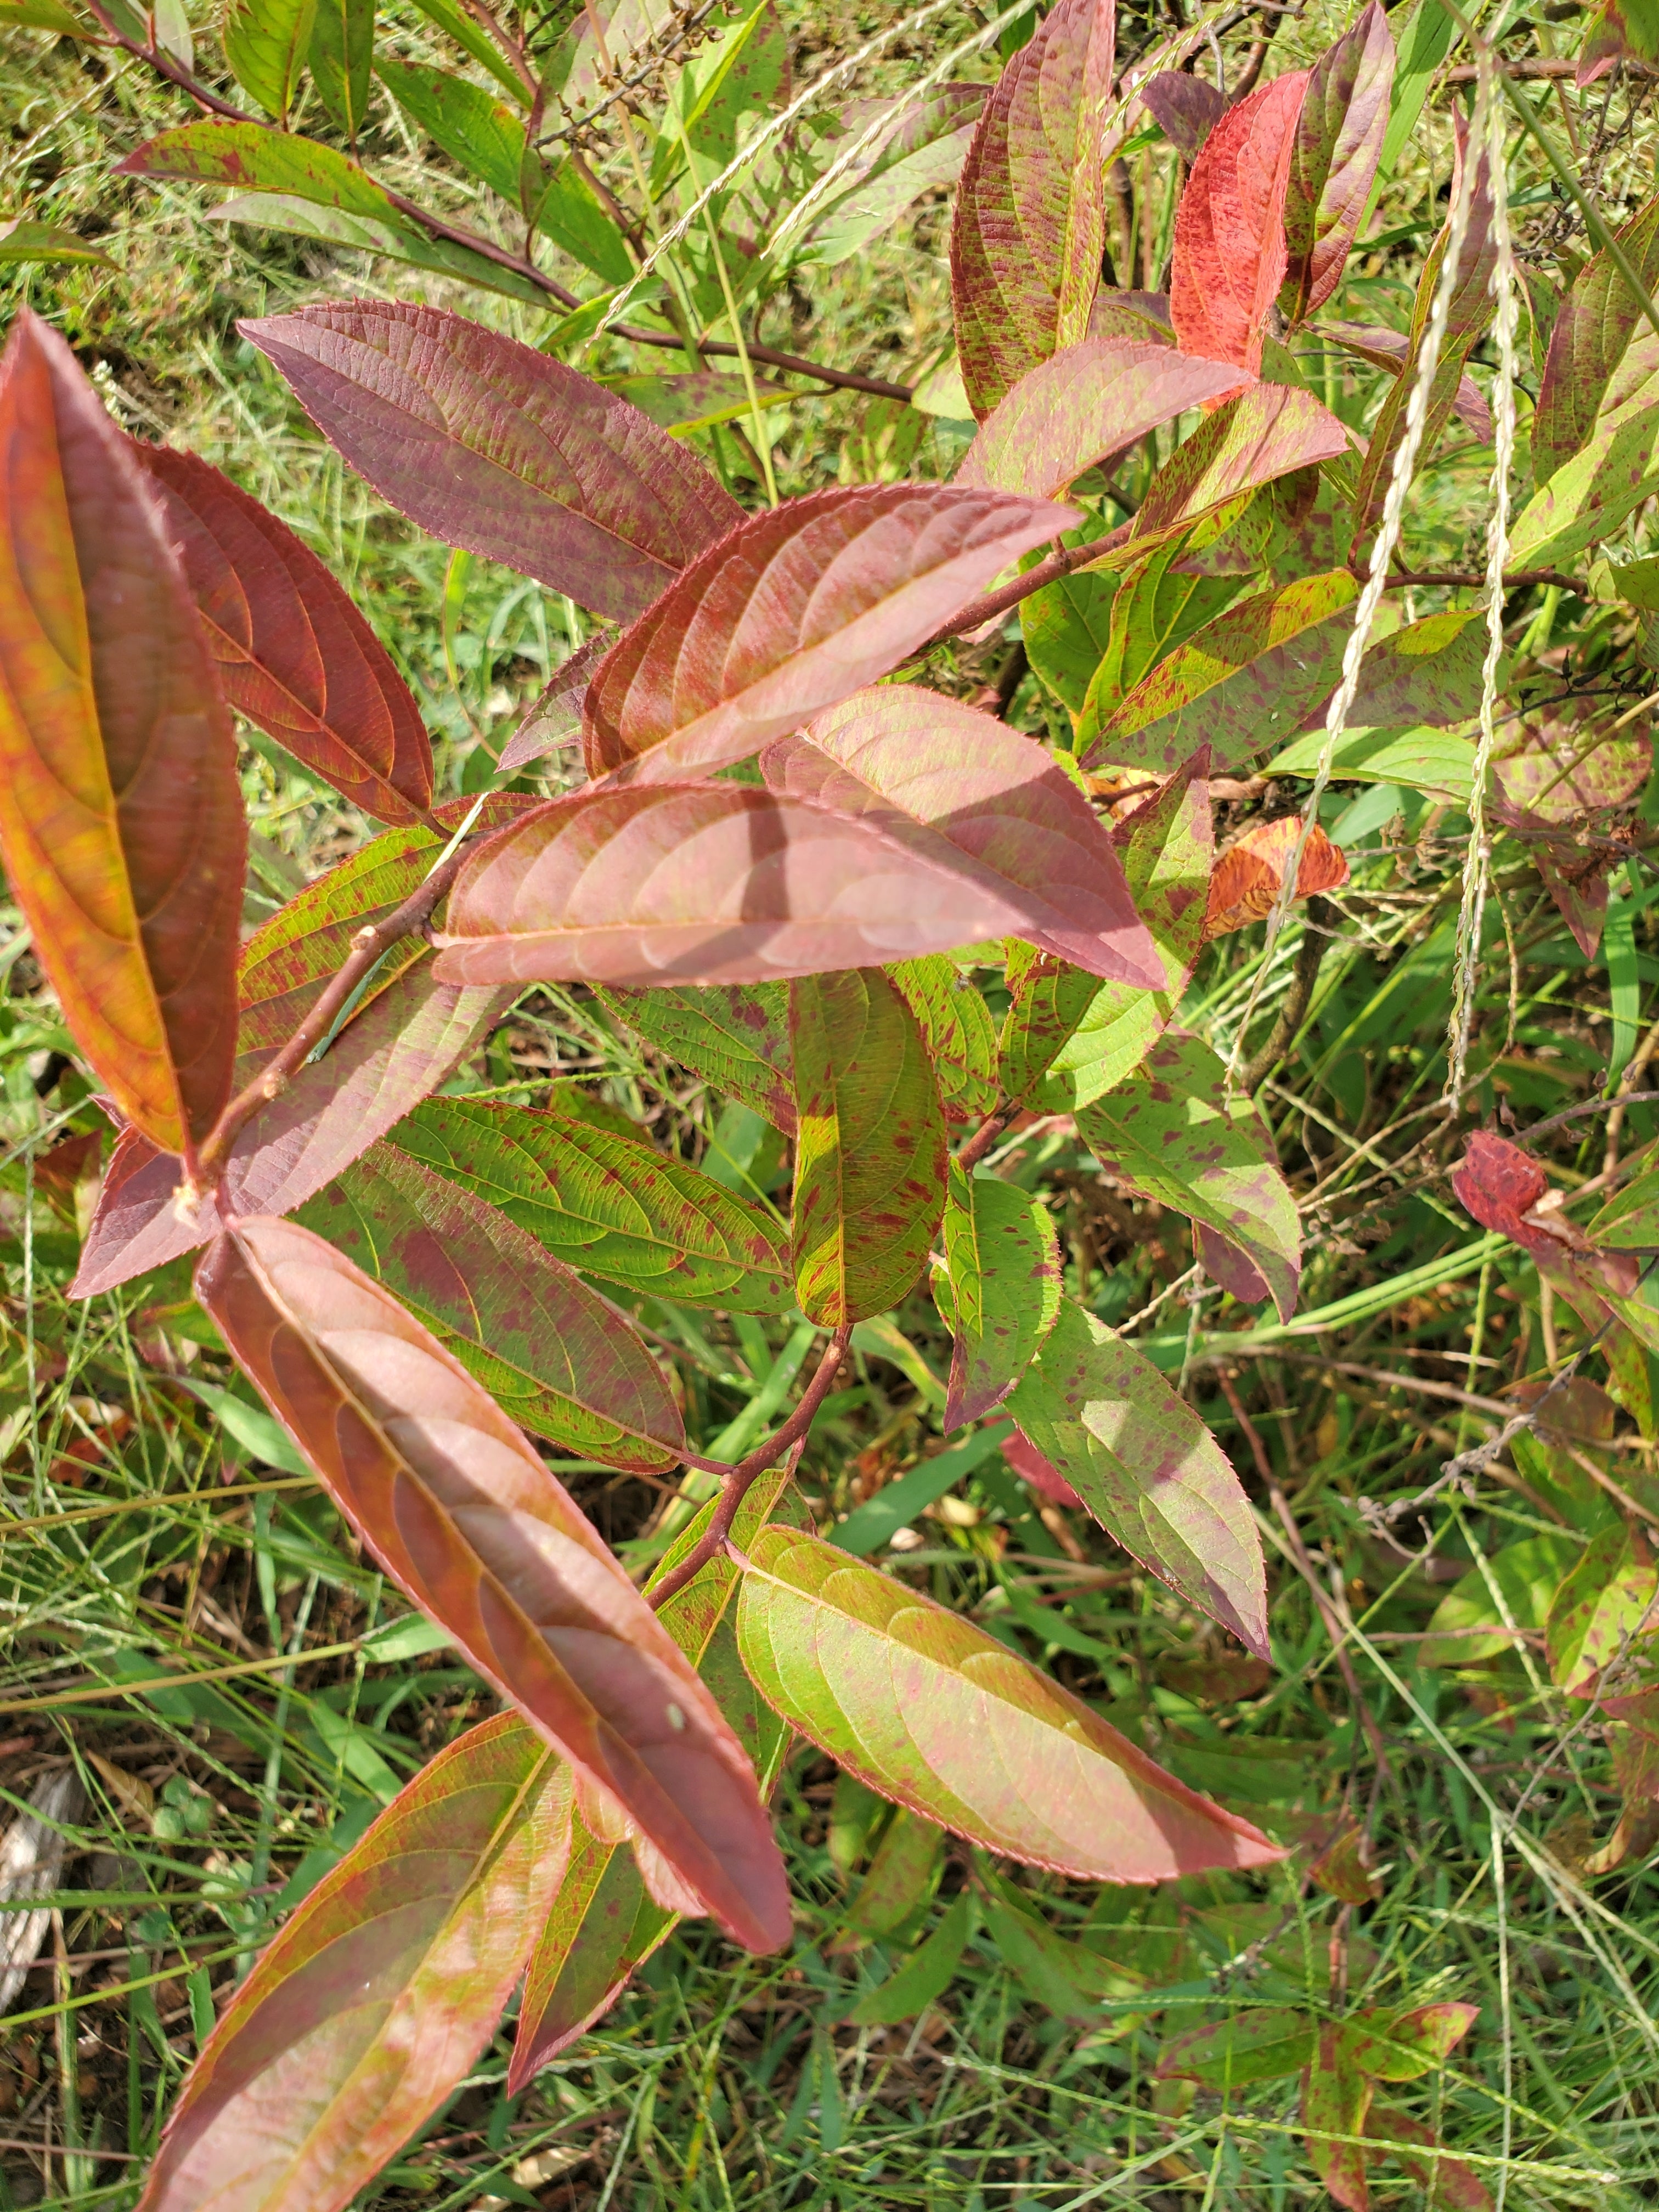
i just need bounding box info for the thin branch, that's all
[954,1110,1009,1175]
[647,1327,851,1611]
[1387,566,1583,593]
[917,536,1115,656]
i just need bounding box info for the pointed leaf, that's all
[1341,2001,1479,2082]
[196,1216,791,1952]
[733,1525,1284,1880]
[1076,1030,1300,1319]
[845,1892,973,2025]
[888,956,998,1120]
[1171,72,1310,379]
[118,119,400,222]
[763,685,1159,984]
[837,1808,945,1944]
[1204,816,1348,936]
[222,0,317,122]
[498,633,611,774]
[791,968,946,1325]
[388,1094,792,1312]
[134,1714,571,2212]
[1365,2106,1493,2212]
[133,442,433,826]
[1509,397,1659,573]
[239,302,742,624]
[1020,556,1119,714]
[1008,1297,1268,1655]
[597,981,795,1135]
[377,57,525,200]
[0,309,244,1159]
[296,1142,687,1471]
[802,86,986,267]
[1129,384,1352,549]
[431,783,1036,988]
[950,0,1118,419]
[0,217,113,269]
[955,340,1242,500]
[1317,320,1490,441]
[1080,569,1358,773]
[943,1163,1062,1428]
[309,0,373,140]
[1420,1534,1580,1669]
[1301,2028,1373,2212]
[1544,1525,1657,1696]
[1280,2,1395,324]
[1137,72,1227,162]
[1535,194,1659,484]
[580,483,1077,782]
[1157,2008,1317,2086]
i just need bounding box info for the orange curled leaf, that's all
[1171,70,1311,380]
[0,309,245,1159]
[1204,816,1348,936]
[194,1216,792,1955]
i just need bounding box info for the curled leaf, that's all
[1280,2,1394,324]
[1204,817,1348,936]
[1137,71,1227,162]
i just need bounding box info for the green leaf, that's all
[942,1164,1062,1429]
[1509,398,1659,573]
[0,218,113,269]
[174,1376,312,1477]
[830,1421,1013,1555]
[309,0,373,140]
[405,0,528,101]
[1020,562,1118,715]
[222,0,319,122]
[597,982,795,1135]
[734,1526,1284,1880]
[1420,1535,1581,1668]
[1075,1031,1301,1319]
[537,157,634,285]
[836,1808,944,1943]
[888,956,999,1119]
[985,1874,1143,2017]
[1376,0,1453,185]
[0,0,99,33]
[208,191,549,304]
[119,120,397,221]
[790,969,947,1327]
[1158,2007,1317,2087]
[1590,1161,1659,1246]
[1008,1297,1269,1656]
[845,1893,973,2025]
[391,1095,792,1313]
[1079,541,1248,734]
[601,370,792,435]
[1339,2001,1479,2082]
[1544,1523,1657,1695]
[377,58,525,201]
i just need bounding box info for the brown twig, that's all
[1387,566,1584,593]
[954,1110,1009,1175]
[647,1327,851,1611]
[191,841,476,1195]
[1446,55,1657,83]
[1242,895,1335,1092]
[918,538,1115,656]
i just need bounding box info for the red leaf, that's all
[1197,1222,1273,1306]
[239,302,742,623]
[132,442,434,826]
[1204,816,1348,935]
[950,0,1119,419]
[1452,1130,1548,1244]
[1364,2105,1494,2211]
[955,339,1242,500]
[1280,2,1395,323]
[1302,2026,1373,2210]
[1002,1429,1082,1509]
[0,309,245,1159]
[763,684,1160,984]
[430,782,1041,989]
[1131,383,1352,549]
[1318,320,1491,443]
[580,484,1076,782]
[135,1716,571,2212]
[1171,71,1310,380]
[195,1216,792,1953]
[1138,71,1228,162]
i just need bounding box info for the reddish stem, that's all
[954,1111,1008,1175]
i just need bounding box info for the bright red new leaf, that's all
[1171,71,1311,379]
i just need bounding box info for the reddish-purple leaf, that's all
[196,1216,792,1953]
[430,782,1040,989]
[1129,383,1352,551]
[954,340,1242,500]
[1002,1428,1083,1509]
[1365,2106,1493,2212]
[1491,701,1651,958]
[763,684,1160,984]
[580,483,1076,782]
[1171,71,1310,379]
[0,309,244,1160]
[950,0,1118,419]
[239,302,741,624]
[1302,2027,1373,2212]
[1535,195,1659,485]
[1009,1295,1269,1655]
[134,1714,572,2212]
[132,442,434,826]
[498,633,611,772]
[1449,1131,1639,1298]
[1280,2,1395,324]
[1137,71,1228,162]
[734,1525,1285,1880]
[1197,1222,1273,1306]
[1204,816,1349,936]
[790,968,946,1325]
[1317,320,1491,442]
[296,1142,688,1472]
[1076,1030,1301,1321]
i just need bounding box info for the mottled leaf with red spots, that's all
[1171,71,1310,379]
[1280,2,1394,324]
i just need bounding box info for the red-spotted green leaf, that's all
[800,84,987,268]
[1088,539,1249,719]
[1492,698,1652,823]
[1128,383,1352,551]
[223,0,316,123]
[790,968,946,1325]
[1157,2008,1317,2087]
[1317,321,1491,442]
[1365,2106,1494,2212]
[295,1142,687,1471]
[1171,71,1310,379]
[888,957,999,1121]
[984,1877,1142,2017]
[133,1714,572,2212]
[1509,397,1659,573]
[1075,1030,1301,1321]
[1280,2,1395,324]
[118,119,402,221]
[196,1216,791,1953]
[955,340,1242,500]
[1137,71,1227,162]
[596,981,796,1135]
[133,442,433,827]
[1079,569,1358,773]
[1534,195,1659,484]
[943,1164,1062,1429]
[1420,1534,1580,1669]
[1544,1525,1658,1696]
[763,685,1159,984]
[1020,555,1120,715]
[377,57,526,202]
[1340,2002,1479,2082]
[239,302,741,624]
[580,484,1076,782]
[430,783,1035,989]
[386,1094,792,1312]
[1008,1296,1268,1655]
[1301,2027,1373,2212]
[950,0,1118,420]
[1204,816,1348,936]
[733,1525,1285,1880]
[0,217,112,268]
[0,309,245,1160]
